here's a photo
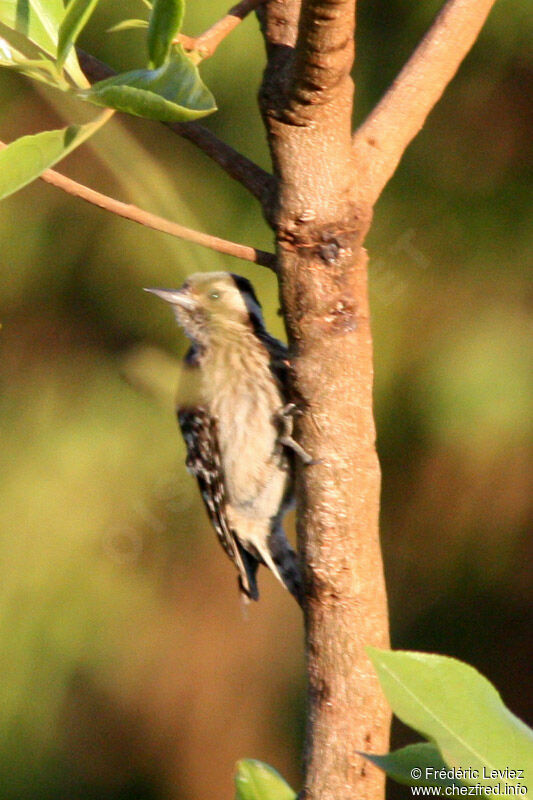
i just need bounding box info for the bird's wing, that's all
[259,332,291,395]
[177,406,259,600]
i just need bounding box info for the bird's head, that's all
[144,272,265,347]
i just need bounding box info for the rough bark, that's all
[288,246,390,800]
[259,2,390,799]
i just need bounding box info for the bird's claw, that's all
[275,404,315,465]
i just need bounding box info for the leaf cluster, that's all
[0,0,216,199]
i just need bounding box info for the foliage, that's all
[0,109,111,199]
[234,760,297,800]
[79,47,214,122]
[363,743,458,789]
[365,650,533,792]
[0,0,215,199]
[147,0,185,69]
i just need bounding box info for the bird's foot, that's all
[275,403,315,465]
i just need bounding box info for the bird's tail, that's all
[235,539,260,602]
[267,529,303,607]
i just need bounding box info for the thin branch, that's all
[166,120,273,206]
[352,0,498,207]
[77,50,275,206]
[0,141,276,269]
[178,0,262,59]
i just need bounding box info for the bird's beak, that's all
[143,287,196,310]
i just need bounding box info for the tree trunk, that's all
[259,2,391,797]
[286,243,390,800]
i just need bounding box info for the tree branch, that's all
[178,0,262,59]
[352,0,498,207]
[289,0,356,124]
[167,120,273,206]
[77,50,275,206]
[0,141,275,269]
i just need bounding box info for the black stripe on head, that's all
[230,274,261,309]
[229,273,265,333]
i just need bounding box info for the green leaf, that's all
[362,742,461,788]
[107,18,148,33]
[0,33,30,63]
[57,0,100,69]
[0,32,66,86]
[0,109,113,201]
[0,0,88,85]
[0,19,51,65]
[367,649,533,792]
[147,0,184,68]
[0,0,63,56]
[80,48,215,122]
[234,760,296,800]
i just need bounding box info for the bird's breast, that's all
[202,343,289,510]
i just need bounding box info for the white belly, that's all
[204,342,289,522]
[213,387,288,513]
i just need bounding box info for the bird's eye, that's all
[209,291,221,300]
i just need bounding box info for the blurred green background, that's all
[0,1,531,798]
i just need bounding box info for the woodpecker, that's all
[145,272,305,605]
